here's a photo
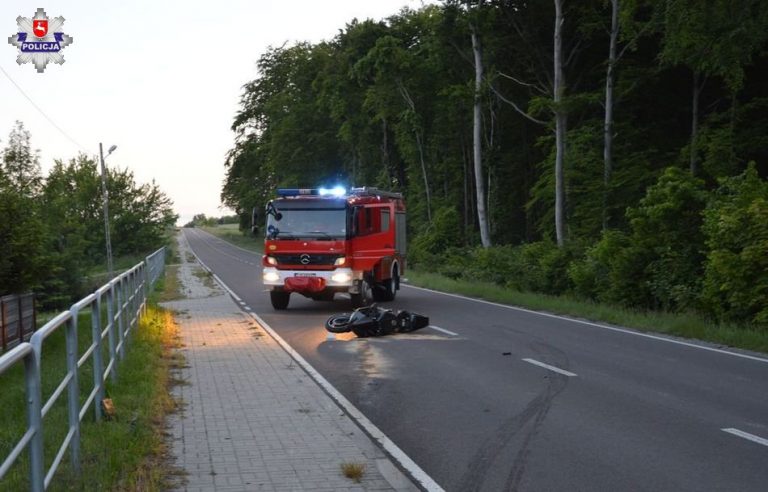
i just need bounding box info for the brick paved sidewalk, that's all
[162,234,417,491]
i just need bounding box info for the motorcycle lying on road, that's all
[325,304,430,338]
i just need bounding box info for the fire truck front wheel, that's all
[374,265,399,302]
[270,290,290,310]
[350,278,373,308]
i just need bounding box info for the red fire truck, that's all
[257,187,406,310]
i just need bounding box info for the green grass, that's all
[200,224,263,254]
[0,274,181,490]
[405,270,768,354]
[157,265,183,302]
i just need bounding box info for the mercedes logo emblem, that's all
[300,254,311,265]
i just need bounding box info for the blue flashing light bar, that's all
[276,186,347,197]
[276,188,316,196]
[319,186,346,197]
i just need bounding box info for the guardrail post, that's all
[91,297,104,421]
[128,271,136,332]
[116,278,126,360]
[142,262,149,315]
[134,269,140,325]
[106,283,118,382]
[24,347,45,492]
[66,309,81,473]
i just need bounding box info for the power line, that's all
[0,63,89,152]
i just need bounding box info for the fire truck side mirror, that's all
[250,207,259,235]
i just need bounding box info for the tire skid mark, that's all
[456,342,571,491]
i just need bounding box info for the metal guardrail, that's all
[0,246,166,491]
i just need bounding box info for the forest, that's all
[222,0,768,328]
[0,122,178,308]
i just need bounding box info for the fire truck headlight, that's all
[333,256,346,266]
[265,256,277,266]
[331,272,351,284]
[263,271,280,282]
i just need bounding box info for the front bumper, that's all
[262,267,358,291]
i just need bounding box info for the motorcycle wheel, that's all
[325,314,353,333]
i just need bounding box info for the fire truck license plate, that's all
[294,273,316,277]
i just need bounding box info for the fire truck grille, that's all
[273,254,340,266]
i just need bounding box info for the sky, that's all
[1,0,430,225]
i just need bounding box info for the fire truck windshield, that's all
[266,209,347,239]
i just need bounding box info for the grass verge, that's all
[406,270,768,354]
[158,265,184,302]
[51,305,182,491]
[0,276,182,490]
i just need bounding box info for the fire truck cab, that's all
[259,187,406,310]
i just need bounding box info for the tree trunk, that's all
[690,71,701,175]
[397,80,432,222]
[553,0,567,246]
[603,0,619,231]
[471,27,492,248]
[414,130,432,223]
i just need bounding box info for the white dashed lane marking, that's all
[721,428,768,448]
[522,358,578,377]
[428,325,458,336]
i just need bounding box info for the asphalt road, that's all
[184,228,768,491]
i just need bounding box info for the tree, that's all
[552,0,567,246]
[0,122,46,295]
[107,167,177,256]
[601,0,659,229]
[625,166,708,310]
[661,0,768,175]
[702,165,768,325]
[488,0,585,246]
[471,7,491,247]
[38,154,177,306]
[40,155,101,304]
[2,121,42,197]
[353,27,435,222]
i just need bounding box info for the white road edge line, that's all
[721,428,768,448]
[402,284,768,365]
[184,237,444,492]
[428,325,458,337]
[522,358,578,377]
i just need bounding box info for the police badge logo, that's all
[8,8,73,73]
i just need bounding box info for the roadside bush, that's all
[625,167,708,310]
[701,165,768,326]
[569,168,708,311]
[446,241,578,296]
[435,246,472,280]
[511,241,577,295]
[464,244,518,285]
[409,206,462,270]
[569,229,631,302]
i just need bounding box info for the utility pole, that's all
[99,143,116,280]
